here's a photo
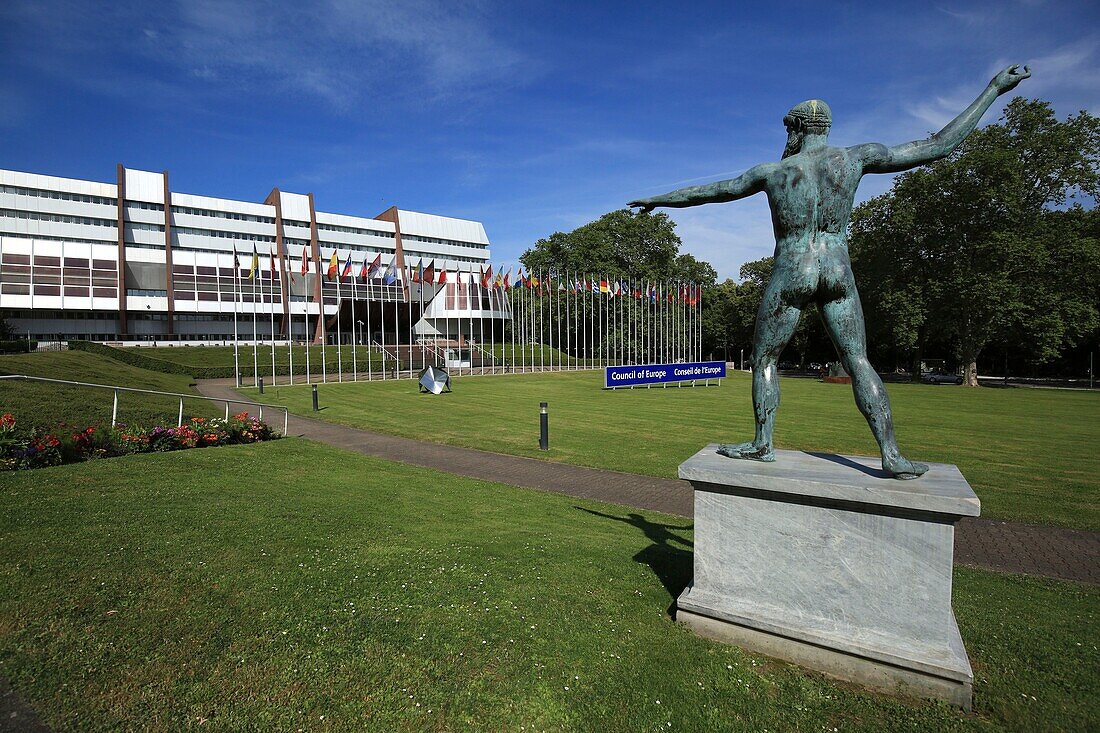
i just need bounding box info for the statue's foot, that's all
[883,454,929,480]
[717,441,775,462]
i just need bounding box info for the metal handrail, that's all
[0,374,290,436]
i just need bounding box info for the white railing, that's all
[0,375,291,436]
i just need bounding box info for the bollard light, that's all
[258,377,264,394]
[539,401,549,451]
[312,383,319,412]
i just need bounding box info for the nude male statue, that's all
[630,65,1030,479]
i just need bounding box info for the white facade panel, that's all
[0,169,118,198]
[397,209,490,245]
[123,169,165,204]
[278,192,311,222]
[172,191,274,219]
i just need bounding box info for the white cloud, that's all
[2,0,529,110]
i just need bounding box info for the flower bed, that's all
[0,412,278,471]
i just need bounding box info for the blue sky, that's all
[1,0,1097,279]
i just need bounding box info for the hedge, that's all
[68,340,234,379]
[67,340,396,379]
[0,340,38,354]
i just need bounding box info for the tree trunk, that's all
[963,356,980,387]
[909,348,922,383]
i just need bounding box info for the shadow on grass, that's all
[575,507,694,615]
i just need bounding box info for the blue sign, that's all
[604,361,726,388]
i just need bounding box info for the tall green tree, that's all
[849,98,1100,385]
[520,209,696,280]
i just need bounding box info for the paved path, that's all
[198,381,1100,586]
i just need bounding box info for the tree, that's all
[521,209,688,279]
[520,209,721,359]
[849,98,1100,385]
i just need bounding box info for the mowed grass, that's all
[0,351,217,430]
[245,371,1100,530]
[0,440,1096,731]
[107,343,587,377]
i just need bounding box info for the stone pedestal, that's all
[676,445,980,710]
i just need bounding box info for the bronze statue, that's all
[631,65,1030,479]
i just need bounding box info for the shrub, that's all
[0,411,279,471]
[0,340,37,354]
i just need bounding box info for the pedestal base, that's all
[676,445,980,710]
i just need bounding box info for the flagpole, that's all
[351,261,359,382]
[231,249,240,387]
[320,253,328,384]
[287,254,294,386]
[379,262,386,381]
[304,269,311,385]
[365,265,373,381]
[509,269,515,373]
[251,249,259,388]
[490,272,497,375]
[406,264,414,379]
[269,249,277,386]
[392,258,399,379]
[419,261,426,375]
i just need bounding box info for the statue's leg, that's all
[819,286,928,479]
[717,279,802,462]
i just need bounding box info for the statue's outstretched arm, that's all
[860,64,1030,174]
[629,164,771,212]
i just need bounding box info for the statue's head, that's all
[782,99,831,158]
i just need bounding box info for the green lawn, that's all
[1,440,1095,731]
[0,351,218,430]
[244,371,1100,530]
[78,343,590,379]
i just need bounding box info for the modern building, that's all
[0,165,508,344]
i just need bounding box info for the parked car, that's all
[921,370,963,385]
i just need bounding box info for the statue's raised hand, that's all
[991,64,1030,95]
[628,199,655,214]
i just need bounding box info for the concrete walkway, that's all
[198,381,1100,586]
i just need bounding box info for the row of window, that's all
[174,226,275,243]
[317,221,396,238]
[404,233,487,250]
[0,232,112,246]
[0,184,116,207]
[128,200,164,211]
[1,208,116,227]
[172,204,275,224]
[126,289,167,297]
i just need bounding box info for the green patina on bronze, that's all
[631,65,1030,479]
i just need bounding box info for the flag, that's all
[599,279,609,294]
[341,253,353,278]
[481,264,493,288]
[423,259,436,285]
[590,278,599,294]
[327,251,339,280]
[233,248,240,271]
[557,280,566,292]
[382,256,398,285]
[300,245,310,275]
[649,285,657,303]
[358,257,369,280]
[494,270,504,288]
[528,272,539,289]
[612,281,621,297]
[247,245,258,280]
[437,268,447,285]
[412,260,423,284]
[503,269,511,290]
[365,253,382,279]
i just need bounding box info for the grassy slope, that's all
[244,371,1100,530]
[0,351,217,430]
[95,343,585,376]
[0,440,1095,731]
